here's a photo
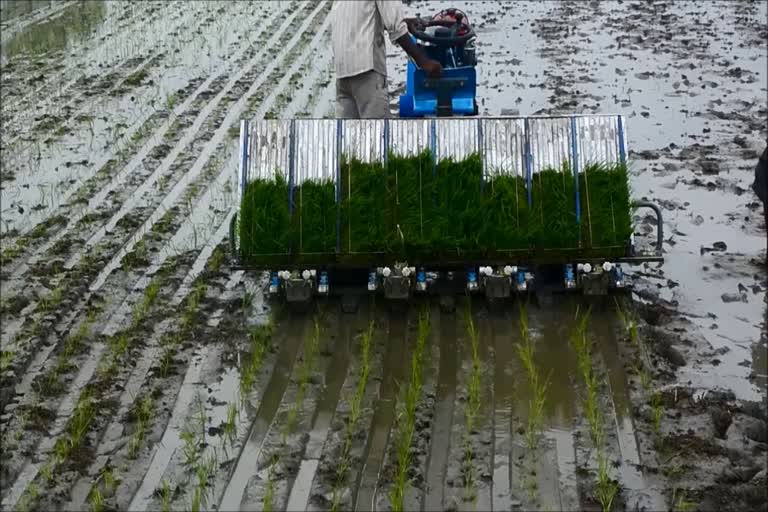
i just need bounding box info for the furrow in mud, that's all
[354,308,411,512]
[216,311,310,511]
[285,303,366,512]
[489,309,515,512]
[64,263,244,511]
[423,308,457,512]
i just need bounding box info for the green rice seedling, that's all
[240,324,272,398]
[284,316,320,441]
[531,163,579,250]
[516,303,551,452]
[390,308,429,512]
[431,153,485,255]
[16,483,39,512]
[595,451,619,512]
[180,430,200,467]
[239,172,291,262]
[263,455,278,512]
[385,150,434,256]
[0,350,13,372]
[209,247,225,273]
[339,156,389,257]
[40,459,54,484]
[480,174,531,253]
[223,402,238,440]
[332,320,375,512]
[88,487,104,512]
[190,485,202,512]
[650,391,663,435]
[159,479,172,512]
[68,389,95,449]
[100,466,117,492]
[129,396,153,458]
[672,488,695,512]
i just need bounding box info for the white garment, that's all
[331,0,409,79]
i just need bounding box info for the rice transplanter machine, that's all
[229,8,664,305]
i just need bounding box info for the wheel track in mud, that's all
[0,0,164,117]
[353,308,411,512]
[423,308,457,512]
[215,309,311,511]
[1,0,203,148]
[0,0,327,347]
[208,301,357,511]
[285,303,369,512]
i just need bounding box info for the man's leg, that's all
[336,78,359,118]
[352,70,390,119]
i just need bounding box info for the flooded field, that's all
[1,1,766,511]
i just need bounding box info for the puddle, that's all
[423,310,457,512]
[217,314,309,511]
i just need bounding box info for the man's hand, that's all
[396,33,443,78]
[419,59,443,78]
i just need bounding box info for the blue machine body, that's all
[399,35,478,117]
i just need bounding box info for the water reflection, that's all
[2,0,106,59]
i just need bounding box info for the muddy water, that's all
[354,309,410,512]
[218,313,310,511]
[423,310,457,512]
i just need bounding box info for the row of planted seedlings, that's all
[458,298,485,504]
[91,249,232,512]
[2,56,255,391]
[615,302,695,510]
[324,318,378,512]
[239,147,633,266]
[513,302,553,507]
[382,306,432,512]
[569,308,621,512]
[259,310,324,512]
[143,262,284,512]
[7,250,190,512]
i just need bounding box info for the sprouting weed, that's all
[159,479,172,512]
